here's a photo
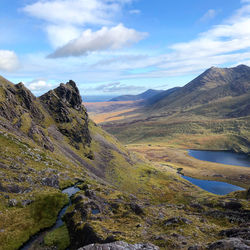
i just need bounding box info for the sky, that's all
[1,0,250,96]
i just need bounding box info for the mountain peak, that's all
[41,80,83,111]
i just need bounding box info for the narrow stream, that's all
[20,185,80,250]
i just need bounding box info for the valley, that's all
[0,67,249,250]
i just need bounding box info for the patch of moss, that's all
[0,192,68,250]
[44,224,70,250]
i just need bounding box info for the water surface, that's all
[188,150,250,167]
[182,175,245,195]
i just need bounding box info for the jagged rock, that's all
[206,210,250,224]
[190,203,203,210]
[130,203,144,215]
[8,199,18,207]
[21,199,32,207]
[28,124,54,151]
[208,237,250,249]
[222,201,243,210]
[67,222,116,249]
[77,241,160,250]
[164,217,192,226]
[188,245,203,250]
[41,175,59,188]
[39,80,91,147]
[85,190,96,198]
[219,228,250,240]
[15,83,44,121]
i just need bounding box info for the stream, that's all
[20,185,80,250]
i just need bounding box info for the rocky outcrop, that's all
[0,82,43,122]
[208,237,250,250]
[164,217,192,226]
[40,80,91,147]
[78,241,160,250]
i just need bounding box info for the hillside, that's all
[110,89,164,102]
[101,65,250,157]
[149,64,250,115]
[0,76,249,250]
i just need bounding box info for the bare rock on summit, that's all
[39,80,91,147]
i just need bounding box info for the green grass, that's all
[44,224,70,250]
[0,192,68,250]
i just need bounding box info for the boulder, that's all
[219,228,250,240]
[222,201,243,211]
[41,175,59,188]
[164,217,192,226]
[130,203,144,215]
[77,241,160,250]
[208,237,250,249]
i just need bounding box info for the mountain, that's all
[109,89,164,101]
[149,64,250,115]
[145,87,181,105]
[102,65,250,155]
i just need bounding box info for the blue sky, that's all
[1,0,250,96]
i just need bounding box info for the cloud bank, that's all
[48,24,147,58]
[0,50,19,72]
[23,0,141,50]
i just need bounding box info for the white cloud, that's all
[23,0,136,48]
[200,9,217,22]
[87,81,145,93]
[0,50,19,72]
[24,79,53,95]
[47,25,81,48]
[48,24,148,58]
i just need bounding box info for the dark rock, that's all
[67,222,116,249]
[206,210,250,224]
[21,199,32,207]
[188,246,203,250]
[208,237,250,249]
[85,190,96,198]
[190,203,203,210]
[72,194,86,204]
[219,228,250,240]
[41,175,59,188]
[39,80,91,147]
[164,217,192,226]
[9,199,18,207]
[246,188,250,200]
[77,241,160,250]
[130,203,144,215]
[222,201,243,211]
[28,124,54,151]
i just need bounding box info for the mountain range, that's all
[109,89,164,102]
[0,70,249,250]
[102,65,250,154]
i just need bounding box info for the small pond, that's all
[188,150,250,167]
[182,175,245,195]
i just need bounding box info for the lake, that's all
[182,175,245,195]
[188,150,250,167]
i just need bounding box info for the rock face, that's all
[0,81,43,122]
[40,80,91,147]
[78,241,160,250]
[0,77,91,151]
